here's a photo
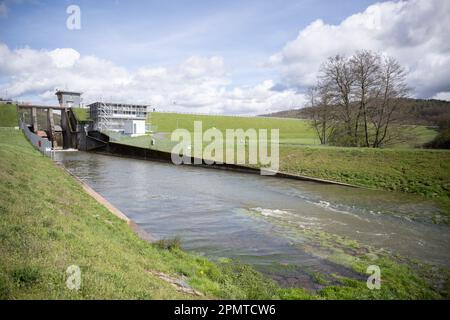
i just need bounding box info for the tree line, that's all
[306,50,409,148]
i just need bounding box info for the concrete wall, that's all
[82,131,110,151]
[60,109,79,149]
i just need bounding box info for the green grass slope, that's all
[0,104,18,127]
[280,145,450,196]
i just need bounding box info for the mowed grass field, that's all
[148,112,320,145]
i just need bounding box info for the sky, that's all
[0,0,449,114]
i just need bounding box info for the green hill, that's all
[148,112,319,145]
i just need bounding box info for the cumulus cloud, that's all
[48,48,80,68]
[0,43,305,114]
[270,0,450,99]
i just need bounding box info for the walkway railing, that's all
[19,121,54,158]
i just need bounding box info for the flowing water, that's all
[54,151,450,287]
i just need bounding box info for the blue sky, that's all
[0,0,449,113]
[1,0,376,85]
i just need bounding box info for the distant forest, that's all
[262,98,450,127]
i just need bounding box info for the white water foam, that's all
[312,200,372,222]
[250,207,291,217]
[355,230,394,237]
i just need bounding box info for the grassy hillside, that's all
[0,104,18,127]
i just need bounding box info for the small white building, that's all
[124,119,146,137]
[88,101,149,133]
[55,90,82,108]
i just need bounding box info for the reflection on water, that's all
[55,152,450,273]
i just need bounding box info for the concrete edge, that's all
[273,171,362,188]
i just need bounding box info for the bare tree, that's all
[350,50,381,147]
[307,82,336,144]
[309,51,410,148]
[320,55,356,145]
[370,56,409,147]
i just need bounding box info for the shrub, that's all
[155,236,182,251]
[11,267,41,287]
[424,129,450,149]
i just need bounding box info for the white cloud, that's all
[433,92,450,101]
[48,48,80,68]
[270,0,450,98]
[0,43,305,114]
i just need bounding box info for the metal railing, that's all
[19,121,54,158]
